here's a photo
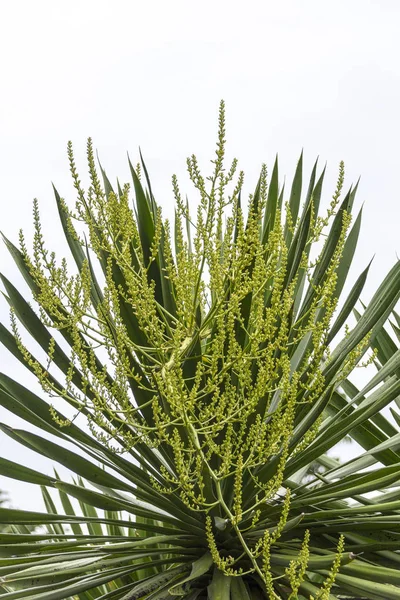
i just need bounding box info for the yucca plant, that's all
[1,102,400,599]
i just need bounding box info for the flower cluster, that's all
[10,101,368,592]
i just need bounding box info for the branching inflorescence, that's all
[11,101,373,593]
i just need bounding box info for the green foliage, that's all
[0,101,400,598]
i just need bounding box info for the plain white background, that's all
[0,0,399,511]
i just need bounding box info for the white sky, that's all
[0,0,400,512]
